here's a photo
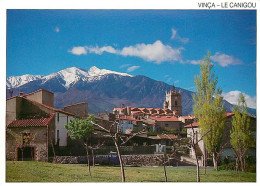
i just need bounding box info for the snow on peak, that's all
[87,66,133,78]
[7,66,133,89]
[6,74,43,88]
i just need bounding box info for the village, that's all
[6,84,256,169]
[4,8,257,183]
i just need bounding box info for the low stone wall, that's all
[122,154,165,166]
[55,154,194,167]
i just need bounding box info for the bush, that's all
[219,161,236,171]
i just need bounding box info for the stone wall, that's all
[6,127,49,162]
[122,154,165,166]
[55,154,166,166]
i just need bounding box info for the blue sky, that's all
[6,10,256,108]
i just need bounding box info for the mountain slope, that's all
[6,66,253,115]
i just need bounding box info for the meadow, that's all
[6,161,256,182]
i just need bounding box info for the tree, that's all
[193,52,226,171]
[65,116,94,176]
[92,121,144,182]
[230,93,253,172]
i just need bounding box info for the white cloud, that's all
[222,91,256,109]
[171,28,177,40]
[174,80,179,84]
[126,66,140,72]
[210,52,242,67]
[119,64,131,69]
[170,27,189,44]
[68,40,183,64]
[120,40,182,64]
[86,46,117,55]
[69,46,87,55]
[179,37,189,44]
[187,52,242,67]
[187,59,201,65]
[55,27,60,33]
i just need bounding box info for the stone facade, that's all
[64,102,88,119]
[23,89,54,107]
[6,120,55,162]
[164,86,182,115]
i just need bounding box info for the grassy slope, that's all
[6,161,256,182]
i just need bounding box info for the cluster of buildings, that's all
[6,86,256,164]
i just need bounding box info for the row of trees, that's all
[193,52,254,181]
[63,52,254,182]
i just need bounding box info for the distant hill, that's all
[6,66,255,116]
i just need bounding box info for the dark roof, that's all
[24,97,75,116]
[148,134,178,140]
[8,113,55,128]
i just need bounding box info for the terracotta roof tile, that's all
[184,122,199,128]
[8,113,55,128]
[226,113,235,117]
[149,116,180,122]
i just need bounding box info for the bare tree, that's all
[92,121,144,182]
[188,124,212,182]
[88,140,105,167]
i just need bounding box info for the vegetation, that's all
[230,93,254,172]
[193,52,226,171]
[65,115,95,176]
[6,161,256,182]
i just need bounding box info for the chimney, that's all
[19,92,24,96]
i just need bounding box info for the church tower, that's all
[163,85,182,115]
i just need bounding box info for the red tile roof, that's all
[181,115,195,119]
[117,116,138,121]
[184,113,234,128]
[8,113,55,128]
[149,116,180,122]
[226,113,235,117]
[184,122,199,128]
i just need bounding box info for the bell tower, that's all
[164,85,182,115]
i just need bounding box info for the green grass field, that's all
[6,161,256,182]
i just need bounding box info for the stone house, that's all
[149,115,185,132]
[6,89,80,161]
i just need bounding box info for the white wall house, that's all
[55,112,74,147]
[117,117,135,134]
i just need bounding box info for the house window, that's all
[165,123,169,127]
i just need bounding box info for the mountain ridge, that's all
[6,66,256,116]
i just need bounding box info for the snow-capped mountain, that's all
[6,66,255,115]
[7,66,133,89]
[6,74,43,88]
